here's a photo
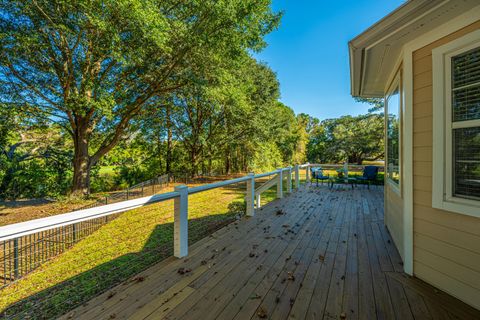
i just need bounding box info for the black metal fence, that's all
[76,174,170,211]
[0,174,170,288]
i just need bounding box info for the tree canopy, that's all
[0,0,281,195]
[0,1,386,201]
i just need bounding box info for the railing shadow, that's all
[0,208,243,319]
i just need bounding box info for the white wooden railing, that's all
[0,164,313,287]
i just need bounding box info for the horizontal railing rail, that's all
[0,192,180,242]
[307,163,385,172]
[0,165,308,291]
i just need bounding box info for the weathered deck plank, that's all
[62,185,480,320]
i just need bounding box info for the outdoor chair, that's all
[313,168,330,186]
[356,166,379,189]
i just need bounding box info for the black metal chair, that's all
[356,166,379,189]
[313,168,330,186]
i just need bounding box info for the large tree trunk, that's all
[157,129,163,174]
[71,126,91,196]
[166,105,173,175]
[190,148,197,178]
[225,149,231,175]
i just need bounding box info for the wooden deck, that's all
[63,185,480,320]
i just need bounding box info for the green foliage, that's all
[0,0,281,194]
[0,1,386,200]
[354,97,385,113]
[306,113,384,165]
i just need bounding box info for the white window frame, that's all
[385,72,402,196]
[432,29,480,218]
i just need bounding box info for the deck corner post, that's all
[295,164,300,189]
[246,173,255,217]
[277,168,283,199]
[287,167,292,193]
[174,185,188,258]
[306,163,310,184]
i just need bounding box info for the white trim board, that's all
[402,49,413,276]
[385,71,403,197]
[432,30,480,218]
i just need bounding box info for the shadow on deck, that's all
[61,185,480,320]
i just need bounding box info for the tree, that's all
[306,114,384,164]
[354,97,384,113]
[0,0,281,195]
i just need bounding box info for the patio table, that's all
[329,176,356,189]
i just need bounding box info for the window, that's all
[451,48,480,200]
[386,75,401,191]
[432,30,480,217]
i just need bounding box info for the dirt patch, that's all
[0,199,97,226]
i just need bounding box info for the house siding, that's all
[385,185,404,260]
[412,20,480,310]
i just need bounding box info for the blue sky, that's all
[255,0,405,120]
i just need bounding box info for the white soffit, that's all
[349,0,480,98]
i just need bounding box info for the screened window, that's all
[387,85,400,186]
[451,47,480,200]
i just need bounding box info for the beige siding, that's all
[385,185,404,259]
[412,20,480,310]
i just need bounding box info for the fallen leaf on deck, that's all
[257,307,267,318]
[177,268,191,275]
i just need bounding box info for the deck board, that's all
[62,185,480,320]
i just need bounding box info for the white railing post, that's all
[174,185,188,258]
[295,164,300,189]
[256,194,261,209]
[246,173,255,217]
[287,167,292,193]
[277,168,283,199]
[306,163,310,184]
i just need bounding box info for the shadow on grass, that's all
[1,206,244,320]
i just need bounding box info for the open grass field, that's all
[0,178,284,319]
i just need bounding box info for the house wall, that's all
[385,185,404,260]
[412,20,480,310]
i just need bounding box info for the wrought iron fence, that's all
[0,174,170,288]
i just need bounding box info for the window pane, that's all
[452,47,480,88]
[387,87,400,184]
[453,127,480,200]
[452,84,480,122]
